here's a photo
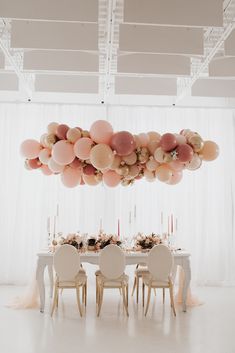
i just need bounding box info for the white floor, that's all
[1,282,235,353]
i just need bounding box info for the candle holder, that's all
[47,232,52,247]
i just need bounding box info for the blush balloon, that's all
[61,167,82,188]
[160,133,178,152]
[103,170,121,187]
[176,144,194,163]
[74,137,93,160]
[20,139,41,159]
[52,140,75,165]
[83,164,96,176]
[56,124,70,140]
[110,131,135,156]
[90,120,113,144]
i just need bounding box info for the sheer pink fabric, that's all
[7,278,39,309]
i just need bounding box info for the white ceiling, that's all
[0,0,235,107]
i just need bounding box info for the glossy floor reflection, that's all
[1,283,235,353]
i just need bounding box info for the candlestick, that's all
[129,211,131,224]
[100,218,102,231]
[134,205,136,219]
[56,204,59,217]
[118,219,120,238]
[171,214,174,234]
[53,215,56,239]
[161,211,163,225]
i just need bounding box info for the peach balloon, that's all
[41,165,53,176]
[110,155,122,170]
[167,170,183,185]
[83,174,101,186]
[134,135,142,148]
[48,158,65,173]
[90,120,113,144]
[20,139,41,159]
[66,128,81,143]
[28,158,42,169]
[128,164,140,178]
[52,141,75,165]
[74,137,93,160]
[148,131,161,142]
[56,124,70,140]
[90,144,114,170]
[169,160,184,172]
[185,153,202,170]
[122,152,137,165]
[61,167,81,188]
[156,165,173,182]
[69,158,82,169]
[146,158,159,171]
[39,148,51,165]
[47,122,59,134]
[200,141,219,161]
[138,133,150,147]
[103,170,121,187]
[144,169,156,181]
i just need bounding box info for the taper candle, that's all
[118,219,120,238]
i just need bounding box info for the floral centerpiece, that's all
[96,234,122,250]
[52,233,85,251]
[135,233,162,250]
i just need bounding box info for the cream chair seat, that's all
[96,244,129,317]
[51,244,87,317]
[142,245,176,316]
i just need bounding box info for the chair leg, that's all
[169,284,176,317]
[145,285,152,316]
[97,284,104,317]
[76,285,83,317]
[163,288,165,304]
[136,276,139,303]
[85,281,87,307]
[51,285,58,317]
[122,283,129,317]
[126,283,129,308]
[131,276,137,296]
[142,281,145,307]
[154,288,157,296]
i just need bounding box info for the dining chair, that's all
[96,244,129,317]
[51,244,87,317]
[142,244,176,316]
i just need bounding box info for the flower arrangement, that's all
[52,233,85,250]
[86,233,122,250]
[135,233,162,250]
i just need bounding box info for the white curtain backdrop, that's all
[0,102,234,285]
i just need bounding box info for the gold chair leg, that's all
[145,285,151,316]
[169,284,176,317]
[122,283,129,317]
[76,285,83,317]
[126,283,129,308]
[142,282,145,307]
[136,276,139,304]
[154,288,157,296]
[51,285,58,317]
[131,276,137,296]
[97,284,104,317]
[163,288,165,304]
[85,281,87,307]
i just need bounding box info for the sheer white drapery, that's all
[0,103,234,285]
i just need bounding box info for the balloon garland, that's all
[20,120,219,188]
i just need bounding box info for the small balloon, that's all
[56,124,70,140]
[66,128,81,143]
[200,141,219,161]
[90,120,113,144]
[83,164,96,176]
[110,131,135,156]
[176,144,194,163]
[156,165,173,182]
[74,137,93,160]
[185,153,202,170]
[160,133,178,152]
[103,170,121,187]
[28,158,42,169]
[188,135,204,152]
[48,158,65,173]
[47,122,59,134]
[61,167,81,188]
[20,139,41,159]
[39,148,51,165]
[122,152,137,166]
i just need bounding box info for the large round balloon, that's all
[176,144,194,163]
[156,165,173,182]
[61,167,81,188]
[90,120,113,144]
[66,128,81,143]
[110,131,135,156]
[52,140,75,165]
[90,144,114,170]
[56,124,70,140]
[103,170,121,187]
[200,141,219,161]
[20,139,41,159]
[160,133,178,152]
[74,137,93,160]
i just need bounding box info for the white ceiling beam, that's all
[123,0,223,27]
[23,50,99,72]
[11,20,98,51]
[117,53,191,75]
[119,24,204,55]
[225,29,235,55]
[35,74,99,93]
[0,0,98,23]
[209,57,235,77]
[115,77,177,95]
[192,78,235,97]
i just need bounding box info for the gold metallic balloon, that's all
[189,135,204,152]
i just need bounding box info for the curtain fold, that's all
[0,103,234,285]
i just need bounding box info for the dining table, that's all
[36,250,191,313]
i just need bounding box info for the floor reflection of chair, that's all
[51,244,87,317]
[96,245,129,317]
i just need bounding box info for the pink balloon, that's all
[103,170,121,187]
[83,164,96,176]
[52,141,75,165]
[47,122,59,134]
[48,158,65,173]
[156,165,173,182]
[110,131,135,156]
[74,137,93,160]
[90,120,113,144]
[56,124,70,140]
[167,170,183,185]
[200,141,219,161]
[39,148,51,165]
[90,143,114,169]
[169,160,185,172]
[83,174,101,186]
[41,165,53,176]
[176,144,194,163]
[20,139,41,159]
[61,167,81,188]
[28,158,42,169]
[69,158,82,169]
[138,133,150,147]
[160,133,178,152]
